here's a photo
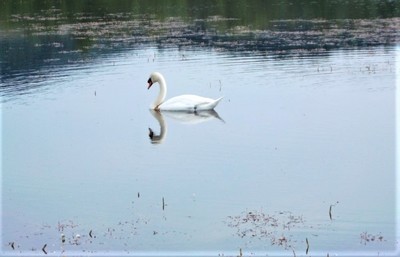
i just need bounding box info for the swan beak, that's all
[147,78,153,89]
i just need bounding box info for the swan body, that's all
[147,72,223,111]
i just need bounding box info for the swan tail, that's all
[196,96,223,110]
[215,96,224,103]
[211,96,223,109]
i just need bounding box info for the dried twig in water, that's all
[42,244,47,254]
[360,231,385,244]
[305,238,309,254]
[329,201,339,220]
[291,247,296,257]
[162,197,165,210]
[74,234,81,245]
[226,210,306,250]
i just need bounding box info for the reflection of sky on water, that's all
[1,45,398,256]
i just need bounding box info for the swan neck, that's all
[153,76,167,109]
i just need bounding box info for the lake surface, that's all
[1,1,399,256]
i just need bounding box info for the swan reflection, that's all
[148,110,224,144]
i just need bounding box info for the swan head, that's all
[147,72,163,89]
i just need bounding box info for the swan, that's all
[147,72,223,111]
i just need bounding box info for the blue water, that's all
[1,45,398,256]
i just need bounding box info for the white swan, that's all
[147,72,223,111]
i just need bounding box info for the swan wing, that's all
[159,95,222,111]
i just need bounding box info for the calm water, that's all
[1,1,399,256]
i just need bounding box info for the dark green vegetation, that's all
[2,0,400,24]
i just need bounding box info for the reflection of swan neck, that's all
[149,110,168,144]
[153,76,167,109]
